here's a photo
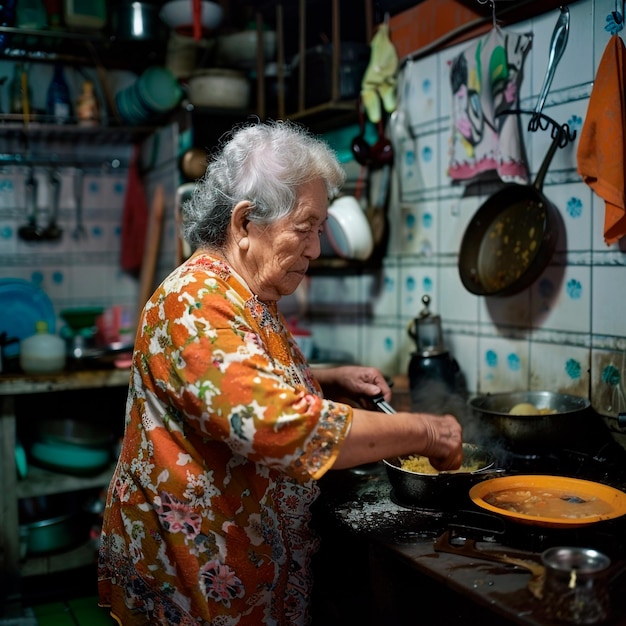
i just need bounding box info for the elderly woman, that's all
[98,120,462,626]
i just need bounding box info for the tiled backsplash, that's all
[304,0,626,436]
[0,109,180,336]
[2,1,625,443]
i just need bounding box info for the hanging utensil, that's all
[528,6,570,131]
[18,167,41,241]
[72,168,86,240]
[44,168,62,241]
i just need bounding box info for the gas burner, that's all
[447,508,626,560]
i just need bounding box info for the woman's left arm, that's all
[313,365,392,405]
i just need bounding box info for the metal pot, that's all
[109,2,168,42]
[383,443,502,509]
[468,391,591,453]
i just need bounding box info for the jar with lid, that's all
[19,320,66,374]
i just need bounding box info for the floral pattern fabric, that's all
[98,253,353,626]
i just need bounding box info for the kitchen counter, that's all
[312,462,626,626]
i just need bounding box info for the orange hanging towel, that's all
[577,34,626,245]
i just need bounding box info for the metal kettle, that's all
[407,295,466,412]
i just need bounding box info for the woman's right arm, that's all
[331,408,463,471]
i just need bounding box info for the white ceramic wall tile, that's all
[360,323,401,376]
[413,132,440,190]
[111,268,140,306]
[311,322,361,365]
[591,266,626,336]
[0,217,16,254]
[439,265,480,324]
[396,134,421,197]
[590,188,624,251]
[445,332,480,397]
[438,194,479,255]
[479,291,531,329]
[398,261,436,319]
[309,275,360,307]
[529,342,590,395]
[82,173,102,211]
[0,175,16,209]
[371,262,399,318]
[477,335,530,393]
[531,265,592,332]
[399,198,438,256]
[404,55,439,130]
[548,181,593,252]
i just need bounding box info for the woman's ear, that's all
[231,201,252,250]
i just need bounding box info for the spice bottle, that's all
[46,62,71,124]
[76,79,99,126]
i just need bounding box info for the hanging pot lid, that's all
[469,475,626,529]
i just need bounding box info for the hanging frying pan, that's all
[458,127,563,297]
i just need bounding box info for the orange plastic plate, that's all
[469,475,626,528]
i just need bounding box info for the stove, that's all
[311,419,626,625]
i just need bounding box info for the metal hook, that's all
[606,0,624,34]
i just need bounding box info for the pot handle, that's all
[371,394,396,414]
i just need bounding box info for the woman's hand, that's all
[332,407,463,471]
[313,365,392,405]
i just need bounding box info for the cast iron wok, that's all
[458,127,565,297]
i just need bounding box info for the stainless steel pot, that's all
[468,391,591,453]
[383,443,502,509]
[109,2,168,42]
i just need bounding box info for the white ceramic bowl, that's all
[216,29,277,68]
[159,0,223,32]
[326,196,374,261]
[187,69,250,109]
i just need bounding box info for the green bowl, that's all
[60,307,104,331]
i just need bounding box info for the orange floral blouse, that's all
[98,253,353,626]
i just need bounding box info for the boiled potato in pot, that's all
[509,402,556,416]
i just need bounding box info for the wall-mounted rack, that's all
[498,109,577,148]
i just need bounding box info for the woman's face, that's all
[243,178,328,301]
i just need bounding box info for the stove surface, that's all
[314,430,626,626]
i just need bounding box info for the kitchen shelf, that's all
[0,369,128,593]
[16,463,115,499]
[20,539,98,578]
[0,25,165,72]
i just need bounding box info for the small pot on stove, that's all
[541,546,611,624]
[407,295,466,412]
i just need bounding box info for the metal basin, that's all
[468,391,590,453]
[383,443,501,509]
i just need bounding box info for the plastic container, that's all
[115,66,182,125]
[15,0,47,29]
[19,320,66,374]
[63,0,106,29]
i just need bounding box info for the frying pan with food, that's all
[458,127,565,297]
